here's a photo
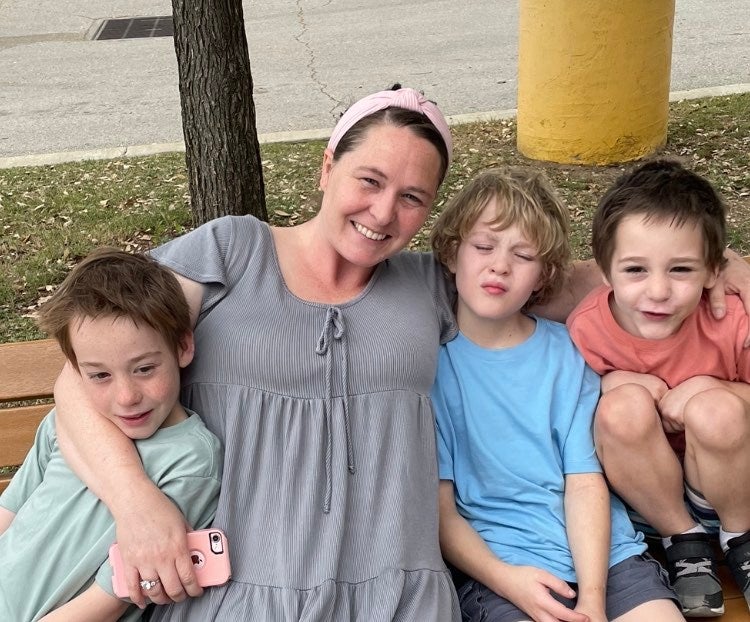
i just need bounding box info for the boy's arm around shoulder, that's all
[532,259,602,323]
[38,582,128,622]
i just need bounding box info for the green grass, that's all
[1,92,749,344]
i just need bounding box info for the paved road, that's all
[0,0,748,160]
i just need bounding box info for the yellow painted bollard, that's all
[517,0,676,165]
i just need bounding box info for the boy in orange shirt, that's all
[567,160,750,617]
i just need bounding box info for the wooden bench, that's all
[0,338,747,619]
[0,339,65,492]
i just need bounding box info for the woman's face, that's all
[318,123,443,268]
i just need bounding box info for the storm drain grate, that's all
[94,16,174,40]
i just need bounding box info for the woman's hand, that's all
[708,249,750,346]
[113,487,202,608]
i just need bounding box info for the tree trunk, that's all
[171,0,267,225]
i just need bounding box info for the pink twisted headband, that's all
[327,87,453,167]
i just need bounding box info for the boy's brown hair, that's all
[37,248,191,368]
[592,159,727,277]
[430,167,571,308]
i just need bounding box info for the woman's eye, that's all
[361,177,378,187]
[88,372,110,382]
[402,193,423,206]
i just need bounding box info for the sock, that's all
[663,523,706,550]
[720,527,744,552]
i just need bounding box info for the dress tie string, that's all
[315,306,355,513]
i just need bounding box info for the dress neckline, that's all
[261,220,385,308]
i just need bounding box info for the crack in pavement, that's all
[294,0,342,123]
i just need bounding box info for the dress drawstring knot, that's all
[315,306,354,513]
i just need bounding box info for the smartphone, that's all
[109,528,231,598]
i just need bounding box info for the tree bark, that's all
[171,0,267,225]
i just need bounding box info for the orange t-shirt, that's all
[567,286,750,453]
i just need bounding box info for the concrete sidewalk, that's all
[1,0,749,167]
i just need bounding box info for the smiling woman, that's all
[53,86,464,621]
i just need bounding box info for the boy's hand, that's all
[709,248,750,347]
[500,565,589,622]
[658,376,723,433]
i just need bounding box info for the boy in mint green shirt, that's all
[0,248,222,622]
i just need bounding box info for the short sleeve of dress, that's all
[431,348,457,481]
[397,251,458,344]
[150,215,267,319]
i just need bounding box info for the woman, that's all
[54,86,750,621]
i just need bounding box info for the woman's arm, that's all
[564,472,610,622]
[532,259,602,323]
[38,583,129,622]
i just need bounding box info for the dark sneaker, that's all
[664,532,724,617]
[726,531,750,612]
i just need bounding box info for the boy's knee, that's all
[596,385,658,443]
[685,388,750,450]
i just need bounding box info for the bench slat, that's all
[0,339,64,402]
[0,403,50,467]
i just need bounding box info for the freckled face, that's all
[604,215,717,339]
[318,124,443,268]
[70,315,194,440]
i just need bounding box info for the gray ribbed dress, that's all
[148,216,460,621]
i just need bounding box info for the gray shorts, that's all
[457,554,678,622]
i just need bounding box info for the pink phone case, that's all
[109,528,231,598]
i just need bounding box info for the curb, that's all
[1,83,748,170]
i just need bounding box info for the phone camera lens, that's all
[209,531,224,554]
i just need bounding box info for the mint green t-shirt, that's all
[0,409,222,621]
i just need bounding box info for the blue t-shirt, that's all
[432,317,645,582]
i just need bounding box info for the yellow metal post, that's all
[517,0,676,165]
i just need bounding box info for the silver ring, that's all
[139,578,160,591]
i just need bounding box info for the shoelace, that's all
[675,558,714,577]
[315,306,355,514]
